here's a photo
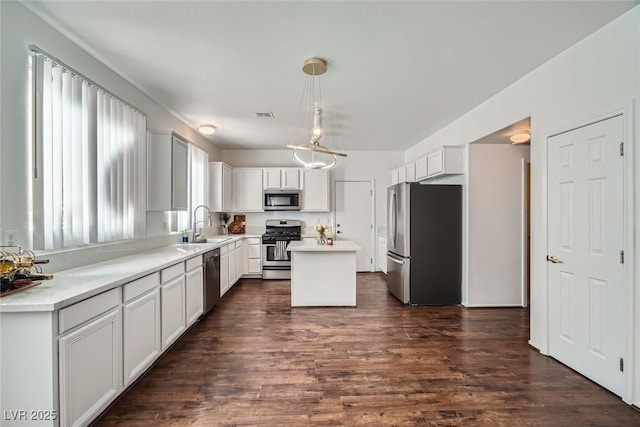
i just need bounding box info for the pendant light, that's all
[284,58,347,169]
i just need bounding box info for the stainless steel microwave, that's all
[263,190,300,211]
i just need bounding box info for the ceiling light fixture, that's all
[284,57,347,169]
[510,131,530,144]
[198,124,217,135]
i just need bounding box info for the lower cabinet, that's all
[377,235,387,274]
[59,305,122,427]
[123,287,161,386]
[220,245,230,297]
[247,237,262,275]
[185,264,204,327]
[229,243,237,286]
[160,274,186,350]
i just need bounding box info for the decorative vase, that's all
[317,233,326,245]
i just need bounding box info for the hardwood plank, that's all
[92,273,640,426]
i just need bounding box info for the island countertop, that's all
[287,240,361,252]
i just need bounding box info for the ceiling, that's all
[22,1,638,151]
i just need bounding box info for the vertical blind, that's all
[31,47,147,250]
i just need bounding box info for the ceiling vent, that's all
[255,112,275,119]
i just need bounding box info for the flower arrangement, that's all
[314,223,329,245]
[314,223,329,235]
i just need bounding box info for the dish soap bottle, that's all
[182,229,189,243]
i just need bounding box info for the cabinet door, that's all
[222,163,233,211]
[236,240,247,278]
[59,308,122,427]
[415,156,428,180]
[171,136,189,210]
[281,168,301,189]
[405,162,416,182]
[397,166,407,183]
[235,168,263,211]
[301,169,329,212]
[123,289,161,386]
[220,253,229,297]
[262,168,281,189]
[427,148,444,177]
[228,246,237,286]
[161,275,186,350]
[185,266,204,326]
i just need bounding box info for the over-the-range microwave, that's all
[263,190,300,211]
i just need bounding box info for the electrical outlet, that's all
[3,230,17,247]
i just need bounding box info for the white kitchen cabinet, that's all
[122,273,161,387]
[246,237,262,276]
[425,145,464,179]
[160,264,186,350]
[390,165,406,185]
[263,168,301,189]
[185,259,204,327]
[228,242,237,286]
[220,244,230,297]
[147,132,189,211]
[301,169,330,211]
[236,239,247,278]
[415,156,428,180]
[210,162,234,212]
[234,168,263,212]
[58,289,122,427]
[405,162,416,182]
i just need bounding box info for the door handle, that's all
[547,255,561,264]
[387,255,404,265]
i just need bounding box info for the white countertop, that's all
[287,240,361,252]
[0,236,250,313]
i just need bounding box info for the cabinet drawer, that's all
[247,237,261,245]
[186,255,203,272]
[220,244,228,255]
[59,287,121,334]
[161,262,185,283]
[235,240,243,250]
[123,272,160,303]
[248,244,261,259]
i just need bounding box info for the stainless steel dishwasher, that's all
[203,248,220,314]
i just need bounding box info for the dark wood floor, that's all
[94,273,640,426]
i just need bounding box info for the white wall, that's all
[467,143,530,306]
[404,6,640,403]
[0,2,222,251]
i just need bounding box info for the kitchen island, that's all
[288,240,361,307]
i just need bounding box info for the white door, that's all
[547,115,625,396]
[335,181,374,272]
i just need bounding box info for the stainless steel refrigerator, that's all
[386,183,462,305]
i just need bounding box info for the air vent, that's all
[255,112,275,119]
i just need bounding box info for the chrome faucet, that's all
[192,204,212,241]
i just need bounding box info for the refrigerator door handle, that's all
[389,190,397,248]
[387,254,404,265]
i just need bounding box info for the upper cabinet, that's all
[301,169,330,212]
[390,145,464,186]
[234,168,263,212]
[210,162,234,212]
[147,132,189,211]
[425,146,464,179]
[263,168,301,190]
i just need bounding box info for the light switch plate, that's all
[3,230,17,247]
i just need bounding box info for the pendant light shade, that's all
[284,57,347,169]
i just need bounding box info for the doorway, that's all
[334,180,374,272]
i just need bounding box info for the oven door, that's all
[262,242,292,267]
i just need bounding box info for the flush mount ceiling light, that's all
[198,124,217,135]
[510,130,530,144]
[284,57,347,169]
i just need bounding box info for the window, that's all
[174,144,209,232]
[31,47,147,250]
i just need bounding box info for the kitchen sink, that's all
[205,237,231,244]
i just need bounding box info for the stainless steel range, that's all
[262,219,301,279]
